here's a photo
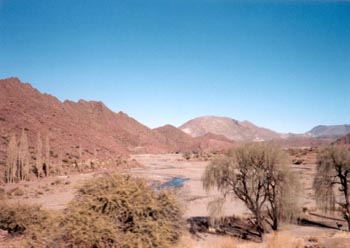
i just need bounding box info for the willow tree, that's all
[314,146,350,231]
[203,143,300,233]
[5,134,18,183]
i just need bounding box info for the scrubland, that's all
[1,149,350,247]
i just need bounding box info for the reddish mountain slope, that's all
[195,133,235,152]
[154,125,235,153]
[153,125,200,153]
[335,133,350,145]
[180,116,281,141]
[0,77,170,165]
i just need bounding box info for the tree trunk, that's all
[340,172,350,231]
[272,215,278,230]
[255,210,265,234]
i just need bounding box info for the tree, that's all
[5,134,17,183]
[314,146,350,231]
[202,143,300,233]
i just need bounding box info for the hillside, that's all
[334,133,350,145]
[0,77,171,165]
[153,125,234,153]
[308,125,350,138]
[179,116,282,141]
[153,125,200,153]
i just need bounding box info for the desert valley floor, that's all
[2,153,350,247]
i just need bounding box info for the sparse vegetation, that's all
[35,132,43,178]
[5,133,17,183]
[314,145,350,231]
[0,173,183,248]
[70,173,184,248]
[266,233,304,248]
[18,129,30,181]
[203,143,300,234]
[4,130,124,183]
[0,203,52,235]
[27,208,121,248]
[5,130,30,183]
[0,187,5,200]
[44,135,49,176]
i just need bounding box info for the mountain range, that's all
[0,77,349,165]
[179,116,282,141]
[0,78,234,165]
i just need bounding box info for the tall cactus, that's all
[36,132,43,178]
[45,135,50,177]
[5,133,17,183]
[18,129,30,181]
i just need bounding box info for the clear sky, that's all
[0,0,349,133]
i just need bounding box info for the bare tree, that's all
[202,143,300,233]
[314,146,350,231]
[5,134,18,183]
[18,129,30,181]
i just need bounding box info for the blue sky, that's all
[0,0,349,133]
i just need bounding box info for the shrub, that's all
[27,208,121,248]
[8,187,25,197]
[0,203,52,235]
[1,173,184,248]
[70,173,184,248]
[0,187,5,200]
[267,233,304,248]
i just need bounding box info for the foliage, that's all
[70,173,184,248]
[0,187,5,200]
[0,173,183,247]
[0,203,52,235]
[314,145,350,231]
[27,208,121,248]
[203,143,300,233]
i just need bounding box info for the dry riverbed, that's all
[2,153,350,247]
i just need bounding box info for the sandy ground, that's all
[130,154,248,218]
[2,153,350,247]
[130,154,350,248]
